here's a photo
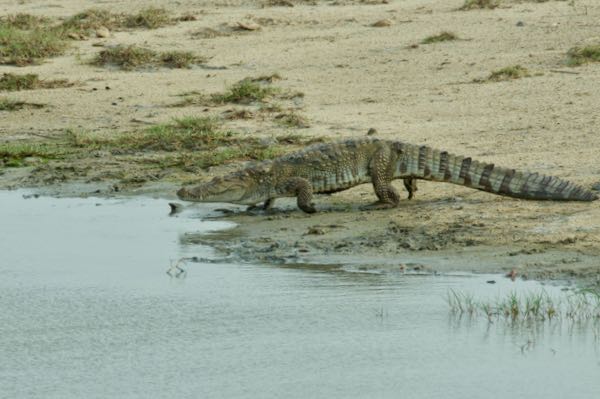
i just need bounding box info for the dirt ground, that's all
[1,0,599,283]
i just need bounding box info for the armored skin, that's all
[177,138,598,213]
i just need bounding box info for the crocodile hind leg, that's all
[363,146,400,210]
[279,177,316,213]
[262,198,275,210]
[403,178,418,200]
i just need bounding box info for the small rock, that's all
[237,21,261,31]
[67,32,83,40]
[367,128,378,136]
[486,280,496,284]
[306,227,325,235]
[516,21,525,27]
[95,26,110,38]
[372,19,392,28]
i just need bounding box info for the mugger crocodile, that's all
[176,137,598,213]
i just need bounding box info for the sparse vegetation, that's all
[421,31,458,44]
[60,7,172,36]
[0,23,67,65]
[0,13,50,30]
[0,97,44,111]
[62,116,318,171]
[159,51,202,68]
[447,289,600,323]
[60,8,123,35]
[0,142,61,167]
[275,112,310,128]
[566,45,600,66]
[92,45,155,70]
[173,78,282,107]
[212,79,279,104]
[171,77,308,129]
[91,45,205,70]
[191,28,231,39]
[67,117,234,152]
[0,73,73,91]
[459,0,500,10]
[124,7,172,29]
[487,65,530,81]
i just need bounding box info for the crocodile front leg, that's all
[246,198,275,212]
[278,177,316,213]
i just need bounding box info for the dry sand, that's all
[1,0,599,282]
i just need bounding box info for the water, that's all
[0,191,598,399]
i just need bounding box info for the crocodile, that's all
[176,137,598,213]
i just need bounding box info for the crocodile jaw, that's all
[177,183,248,204]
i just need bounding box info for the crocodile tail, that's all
[397,144,598,201]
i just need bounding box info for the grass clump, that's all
[421,31,458,44]
[92,45,204,70]
[0,97,44,111]
[212,79,279,104]
[275,112,310,128]
[65,116,306,170]
[60,8,122,34]
[487,65,530,81]
[0,13,51,30]
[0,142,60,167]
[159,51,202,68]
[92,45,155,70]
[124,7,172,29]
[566,45,600,66]
[60,7,172,36]
[0,24,67,65]
[0,73,73,91]
[68,117,239,152]
[173,78,285,107]
[459,0,500,10]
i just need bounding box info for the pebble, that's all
[372,19,392,28]
[237,21,261,31]
[96,26,110,38]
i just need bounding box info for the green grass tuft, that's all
[487,65,530,81]
[0,73,73,91]
[0,142,61,167]
[159,51,203,68]
[275,112,310,128]
[61,7,172,36]
[459,0,500,10]
[0,13,51,30]
[421,31,458,44]
[566,45,600,66]
[91,45,204,70]
[60,8,122,34]
[0,24,68,66]
[211,79,279,104]
[125,7,172,29]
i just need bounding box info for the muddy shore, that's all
[1,0,599,284]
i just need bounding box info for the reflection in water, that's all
[0,191,599,399]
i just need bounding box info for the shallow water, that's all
[0,191,599,399]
